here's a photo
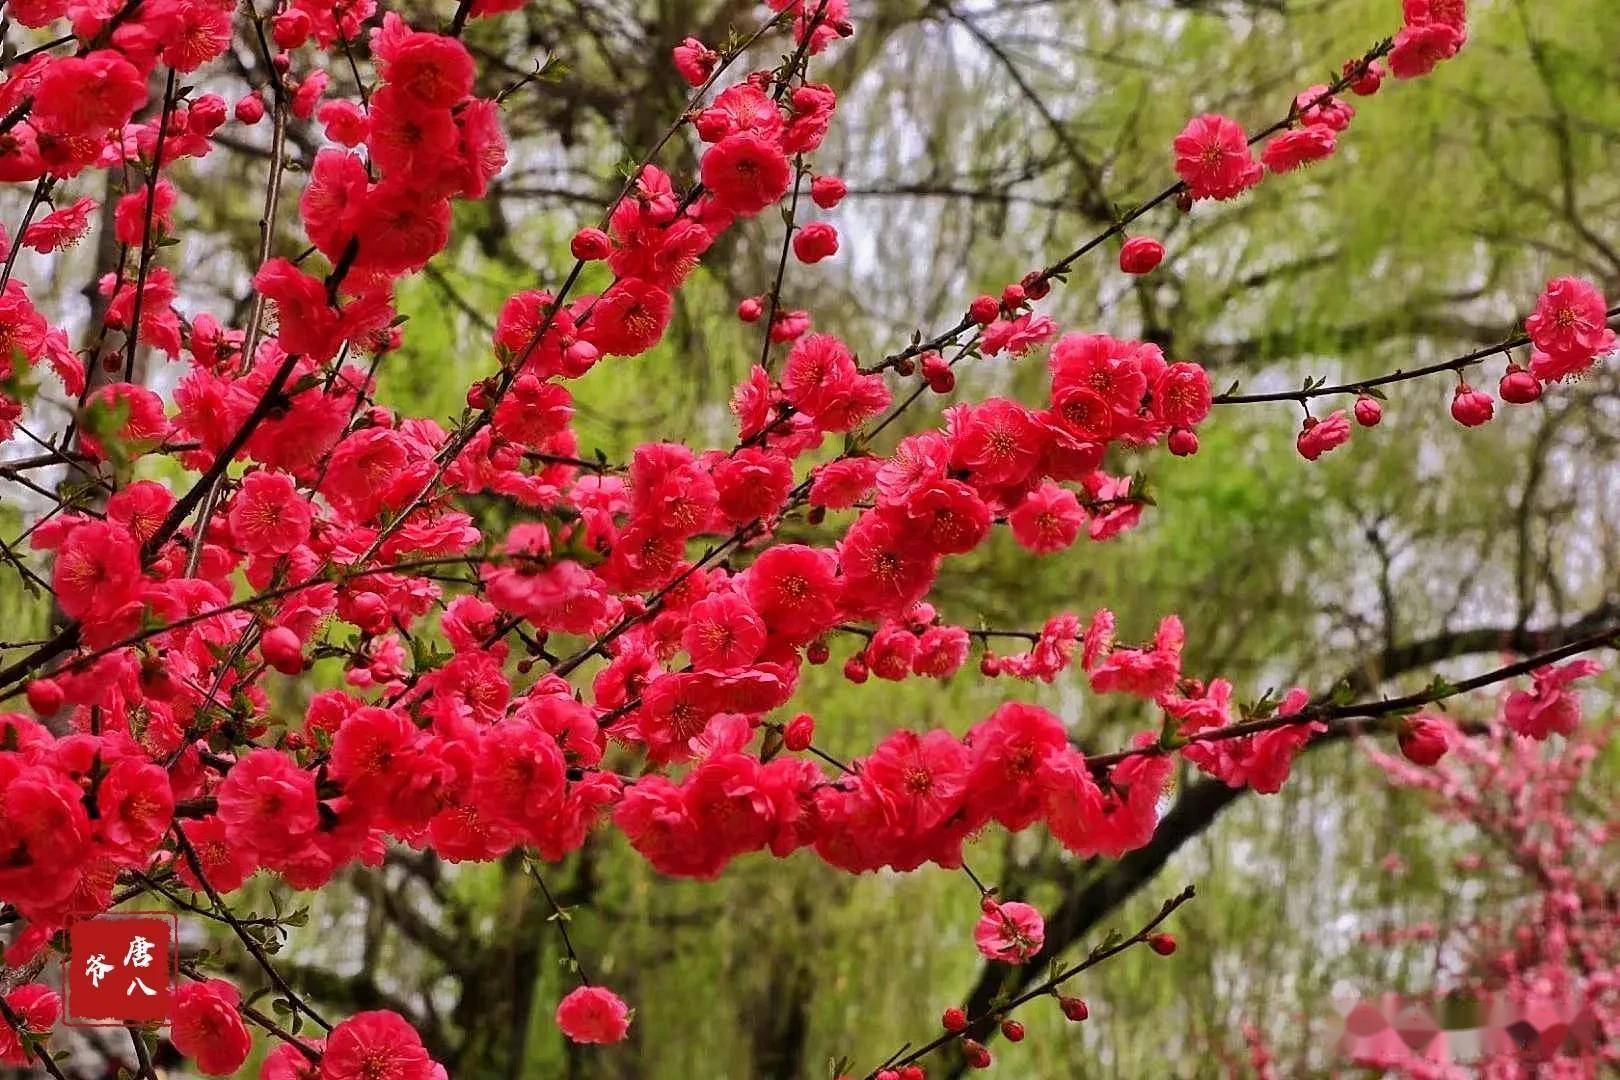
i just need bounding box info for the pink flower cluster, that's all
[1363,689,1620,1077]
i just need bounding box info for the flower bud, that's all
[671,37,717,87]
[1345,57,1384,96]
[570,227,612,262]
[261,626,305,675]
[1498,364,1542,405]
[25,678,63,717]
[963,1040,992,1069]
[1450,383,1495,427]
[271,9,311,48]
[783,713,814,752]
[810,175,847,209]
[1059,995,1089,1022]
[1119,236,1165,275]
[235,93,265,125]
[942,1007,968,1032]
[563,340,600,377]
[968,295,999,325]
[1353,394,1382,426]
[187,94,228,135]
[348,593,389,633]
[792,221,839,264]
[1398,714,1450,766]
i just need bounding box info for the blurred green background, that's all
[3,0,1619,1074]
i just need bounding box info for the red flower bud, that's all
[1353,394,1383,426]
[570,227,612,262]
[234,93,265,125]
[737,296,764,323]
[1059,995,1089,1022]
[942,1007,968,1032]
[968,295,999,325]
[563,340,600,377]
[261,626,306,675]
[1450,383,1495,427]
[810,175,847,209]
[1498,364,1542,405]
[806,639,830,665]
[187,94,228,135]
[783,713,815,752]
[1167,428,1199,456]
[1119,236,1166,275]
[348,592,389,633]
[671,37,717,87]
[25,678,63,717]
[1000,1019,1025,1042]
[843,655,869,684]
[1345,57,1384,96]
[270,10,311,49]
[1398,714,1450,766]
[792,221,839,264]
[1148,933,1177,956]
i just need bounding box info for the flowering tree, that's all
[0,0,1614,1074]
[1278,694,1620,1077]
